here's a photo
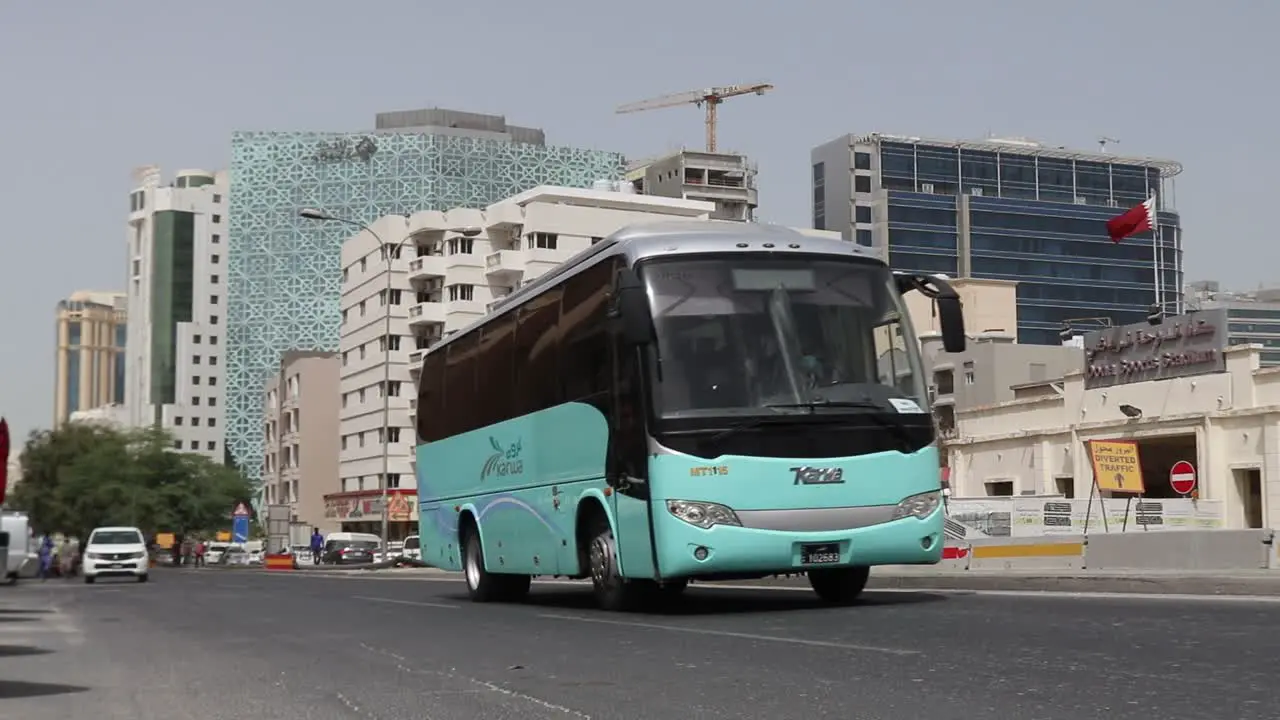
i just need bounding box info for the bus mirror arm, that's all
[893,272,966,354]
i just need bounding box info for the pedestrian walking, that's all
[310,528,324,565]
[194,538,207,568]
[37,534,54,581]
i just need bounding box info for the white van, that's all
[0,511,34,583]
[83,526,149,583]
[401,534,421,561]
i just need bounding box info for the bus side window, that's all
[560,261,614,407]
[418,350,446,443]
[444,333,480,436]
[513,286,563,417]
[474,312,516,428]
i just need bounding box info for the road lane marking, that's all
[359,642,592,718]
[535,613,919,655]
[353,595,460,609]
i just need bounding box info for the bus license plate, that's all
[801,544,841,565]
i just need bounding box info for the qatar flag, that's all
[1106,196,1156,243]
[0,417,9,505]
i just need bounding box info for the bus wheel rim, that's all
[589,537,610,587]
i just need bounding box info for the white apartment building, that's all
[335,185,715,531]
[124,166,229,460]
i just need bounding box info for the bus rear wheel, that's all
[462,530,530,603]
[808,566,870,605]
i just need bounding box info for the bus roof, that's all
[424,221,880,356]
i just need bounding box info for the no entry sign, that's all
[1169,461,1197,496]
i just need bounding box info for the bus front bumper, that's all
[652,502,945,579]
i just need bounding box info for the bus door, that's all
[607,268,659,581]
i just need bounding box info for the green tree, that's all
[8,423,252,538]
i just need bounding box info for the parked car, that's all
[321,532,381,565]
[401,535,421,562]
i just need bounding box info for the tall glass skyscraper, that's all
[227,122,624,480]
[811,133,1183,345]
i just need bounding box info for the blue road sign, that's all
[232,516,250,544]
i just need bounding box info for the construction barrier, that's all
[264,553,295,571]
[917,529,1275,573]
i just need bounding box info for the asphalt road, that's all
[3,570,1278,719]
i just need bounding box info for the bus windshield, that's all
[640,255,927,420]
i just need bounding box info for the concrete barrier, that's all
[965,535,1086,571]
[1085,529,1273,571]
[902,530,1276,574]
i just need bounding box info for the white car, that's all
[83,526,149,583]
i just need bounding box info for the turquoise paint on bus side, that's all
[417,402,612,576]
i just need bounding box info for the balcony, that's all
[484,250,525,283]
[445,299,486,326]
[407,255,445,282]
[444,252,484,270]
[407,301,445,328]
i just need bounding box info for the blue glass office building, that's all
[811,134,1183,345]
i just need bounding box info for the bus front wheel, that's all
[462,530,530,603]
[586,518,646,612]
[808,566,870,605]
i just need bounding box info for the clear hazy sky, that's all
[1,1,1274,445]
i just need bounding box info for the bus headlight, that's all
[666,500,741,529]
[893,491,942,520]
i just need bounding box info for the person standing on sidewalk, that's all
[37,533,54,581]
[194,538,207,568]
[310,528,324,565]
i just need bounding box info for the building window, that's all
[207,418,216,427]
[173,440,182,449]
[212,214,222,223]
[193,334,201,343]
[190,441,199,450]
[211,254,220,264]
[174,417,184,425]
[208,397,217,405]
[208,377,217,386]
[212,234,221,244]
[855,205,873,224]
[854,175,872,193]
[193,355,201,364]
[389,289,402,305]
[387,427,401,443]
[210,295,219,304]
[387,473,401,489]
[854,152,872,170]
[530,232,558,250]
[213,194,222,203]
[210,315,219,324]
[855,229,873,246]
[209,356,217,365]
[385,380,401,397]
[211,274,219,284]
[193,396,201,405]
[192,376,201,385]
[209,336,218,345]
[207,441,216,451]
[447,284,474,302]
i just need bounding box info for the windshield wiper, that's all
[763,400,916,451]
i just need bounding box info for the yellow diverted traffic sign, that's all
[1087,440,1145,493]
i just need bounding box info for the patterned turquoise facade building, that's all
[227,130,624,481]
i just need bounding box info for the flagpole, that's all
[1151,194,1161,312]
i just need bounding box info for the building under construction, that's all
[625,150,758,222]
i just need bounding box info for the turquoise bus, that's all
[414,221,966,610]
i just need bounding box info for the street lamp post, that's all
[300,208,479,561]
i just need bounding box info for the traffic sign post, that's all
[231,501,252,545]
[1170,460,1197,496]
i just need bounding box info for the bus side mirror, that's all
[615,268,654,346]
[895,273,966,354]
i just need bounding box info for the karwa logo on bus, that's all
[482,437,524,480]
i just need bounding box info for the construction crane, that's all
[616,83,774,153]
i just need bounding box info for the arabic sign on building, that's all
[1082,309,1228,389]
[312,136,378,163]
[323,492,417,523]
